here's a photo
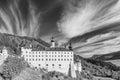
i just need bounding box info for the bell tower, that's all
[50,36,55,48]
[68,41,72,50]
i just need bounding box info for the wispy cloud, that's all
[0,0,40,38]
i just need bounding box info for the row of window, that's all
[38,64,62,68]
[24,55,73,57]
[26,58,73,61]
[25,51,73,54]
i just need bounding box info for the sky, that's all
[0,0,120,57]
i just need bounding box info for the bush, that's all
[2,56,29,79]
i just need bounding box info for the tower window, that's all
[39,64,41,66]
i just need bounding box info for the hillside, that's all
[90,51,120,61]
[0,33,50,55]
[75,55,120,80]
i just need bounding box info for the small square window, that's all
[67,59,69,61]
[52,59,54,61]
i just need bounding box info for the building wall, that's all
[0,47,8,65]
[21,47,74,75]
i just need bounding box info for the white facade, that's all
[74,61,82,73]
[21,47,76,77]
[0,46,9,65]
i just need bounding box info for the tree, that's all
[2,56,29,80]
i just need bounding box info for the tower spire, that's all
[50,36,55,48]
[68,41,72,50]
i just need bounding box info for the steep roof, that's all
[46,47,72,51]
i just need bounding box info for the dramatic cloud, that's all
[1,0,120,58]
[57,0,120,57]
[58,0,120,38]
[0,0,40,38]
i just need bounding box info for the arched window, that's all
[52,64,54,66]
[59,64,61,68]
[46,64,48,66]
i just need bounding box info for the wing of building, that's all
[21,37,81,78]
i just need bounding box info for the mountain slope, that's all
[0,33,50,55]
[90,51,120,61]
[75,55,120,80]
